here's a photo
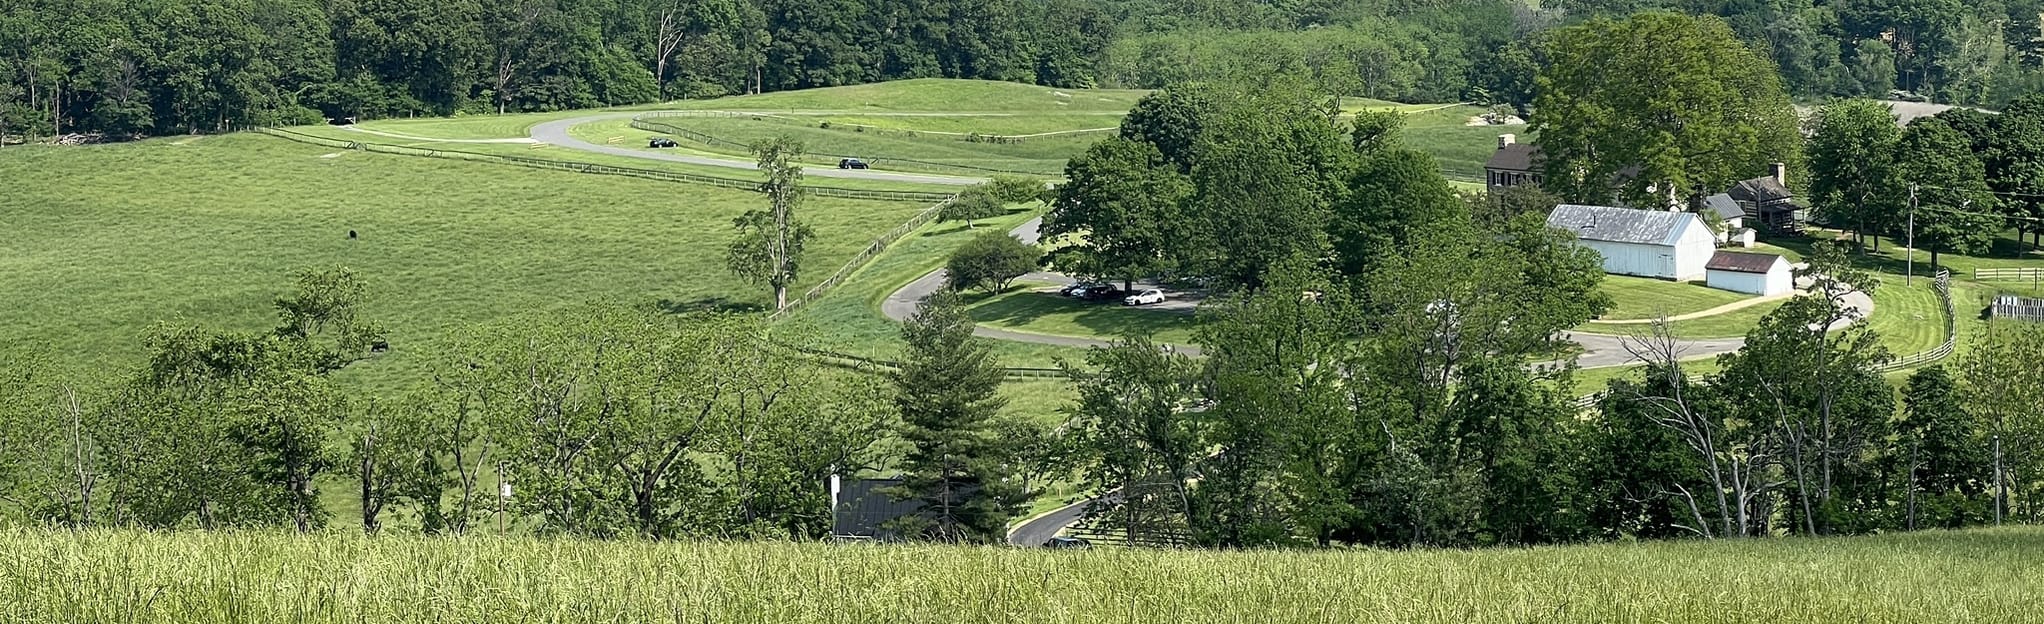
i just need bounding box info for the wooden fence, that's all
[1992,294,2044,321]
[1874,269,1956,373]
[769,195,954,319]
[1975,267,2044,282]
[249,126,955,203]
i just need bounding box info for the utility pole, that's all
[1994,433,2005,526]
[1906,184,1918,286]
[496,460,508,535]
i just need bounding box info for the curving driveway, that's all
[528,113,987,186]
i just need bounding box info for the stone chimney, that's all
[1498,134,1516,149]
[1771,162,1787,186]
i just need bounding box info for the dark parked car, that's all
[1043,537,1091,549]
[839,158,869,169]
[1066,284,1118,300]
[648,137,677,148]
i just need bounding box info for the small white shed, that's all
[1705,251,1793,296]
[1547,204,1717,280]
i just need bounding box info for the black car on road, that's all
[838,158,869,169]
[648,137,677,148]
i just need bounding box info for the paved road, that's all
[1560,284,1874,369]
[529,113,987,186]
[881,217,1209,356]
[1006,492,1114,547]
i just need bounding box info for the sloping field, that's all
[3,526,2039,623]
[0,133,927,384]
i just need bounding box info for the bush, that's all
[946,230,1043,294]
[939,186,1007,228]
[986,176,1045,204]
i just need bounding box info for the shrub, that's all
[946,230,1042,293]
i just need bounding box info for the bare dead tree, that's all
[1619,318,1781,538]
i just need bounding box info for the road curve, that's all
[881,217,1210,356]
[1006,494,1107,547]
[529,113,988,186]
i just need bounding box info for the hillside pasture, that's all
[0,133,928,386]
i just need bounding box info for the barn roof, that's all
[1702,193,1744,220]
[1547,204,1700,246]
[1485,143,1541,172]
[832,477,920,540]
[1706,251,1788,274]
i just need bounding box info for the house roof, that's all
[1728,177,1793,204]
[1485,143,1541,172]
[1706,251,1788,274]
[1703,193,1744,220]
[832,477,920,540]
[1547,204,1701,246]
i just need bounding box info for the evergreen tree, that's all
[888,291,1025,542]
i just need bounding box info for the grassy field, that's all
[776,211,1090,371]
[964,282,1200,346]
[1596,275,1755,320]
[5,526,2042,623]
[664,79,1149,114]
[0,133,927,387]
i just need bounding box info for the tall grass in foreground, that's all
[2,527,2040,623]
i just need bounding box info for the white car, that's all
[1123,289,1166,306]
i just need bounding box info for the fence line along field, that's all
[3,526,2040,623]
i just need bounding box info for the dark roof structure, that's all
[1706,251,1788,274]
[831,477,920,540]
[1728,177,1793,204]
[1703,193,1745,220]
[1547,204,1700,246]
[1485,143,1541,172]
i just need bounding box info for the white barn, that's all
[1705,251,1794,296]
[1546,204,1716,281]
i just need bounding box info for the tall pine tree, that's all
[888,290,1025,542]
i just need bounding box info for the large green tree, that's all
[1893,117,1998,270]
[1807,99,1905,250]
[1531,12,1804,207]
[1043,137,1192,289]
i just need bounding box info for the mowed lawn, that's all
[964,284,1200,346]
[6,526,2042,623]
[1595,275,1755,320]
[0,133,927,386]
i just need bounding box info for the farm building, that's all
[829,476,919,541]
[1705,251,1794,296]
[1547,204,1717,281]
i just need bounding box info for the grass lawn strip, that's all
[1596,275,1755,321]
[964,283,1200,346]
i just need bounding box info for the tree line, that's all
[1037,87,2044,548]
[1808,96,2044,262]
[0,265,1057,543]
[12,0,2044,142]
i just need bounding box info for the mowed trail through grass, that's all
[5,526,2041,623]
[0,134,927,386]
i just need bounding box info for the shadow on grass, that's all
[654,296,767,315]
[1770,230,2044,276]
[965,288,1197,341]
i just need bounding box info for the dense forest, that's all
[6,0,2044,139]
